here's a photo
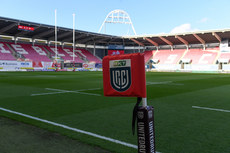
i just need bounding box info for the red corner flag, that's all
[103,53,146,97]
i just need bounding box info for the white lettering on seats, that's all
[165,55,178,64]
[198,54,212,64]
[63,49,76,57]
[32,46,47,55]
[76,50,86,58]
[50,48,65,56]
[0,43,10,53]
[11,44,28,54]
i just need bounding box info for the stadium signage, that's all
[64,63,82,68]
[109,59,131,92]
[103,53,155,153]
[18,25,34,31]
[137,107,155,153]
[108,45,124,50]
[0,60,32,70]
[108,50,125,56]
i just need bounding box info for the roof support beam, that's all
[159,36,173,46]
[193,34,205,50]
[193,34,205,45]
[94,37,110,43]
[175,35,189,45]
[159,36,173,50]
[32,29,54,39]
[144,37,158,46]
[0,23,16,33]
[77,37,94,44]
[212,32,221,42]
[62,34,86,42]
[48,31,72,41]
[130,38,145,46]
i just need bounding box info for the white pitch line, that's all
[146,81,172,85]
[31,91,70,96]
[0,107,137,149]
[46,88,67,91]
[31,88,101,97]
[74,91,101,96]
[147,81,184,86]
[46,88,101,92]
[46,88,101,96]
[192,106,230,113]
[76,88,101,92]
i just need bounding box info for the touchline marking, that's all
[0,107,137,149]
[31,91,70,96]
[146,81,172,85]
[76,88,101,92]
[147,81,184,86]
[46,88,101,96]
[31,88,101,97]
[192,106,230,113]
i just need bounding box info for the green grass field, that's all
[0,71,230,153]
[0,117,108,153]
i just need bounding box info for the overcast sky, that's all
[0,0,230,36]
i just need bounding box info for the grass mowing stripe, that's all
[0,106,138,149]
[192,106,230,113]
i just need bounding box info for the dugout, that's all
[180,59,192,69]
[217,59,230,70]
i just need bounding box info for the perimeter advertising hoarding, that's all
[82,63,95,69]
[95,63,102,68]
[64,63,83,68]
[0,61,32,70]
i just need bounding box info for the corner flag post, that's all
[103,53,156,153]
[55,9,57,61]
[73,13,75,62]
[142,97,147,107]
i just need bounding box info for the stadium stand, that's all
[219,52,230,60]
[143,50,154,63]
[0,42,16,60]
[182,48,219,64]
[9,43,51,62]
[1,16,230,71]
[44,46,84,63]
[4,43,51,62]
[152,49,186,64]
[77,49,102,63]
[0,41,101,63]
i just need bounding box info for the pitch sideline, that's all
[192,106,230,113]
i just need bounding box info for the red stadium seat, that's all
[152,49,186,64]
[143,50,154,63]
[0,42,16,61]
[8,43,51,62]
[45,46,84,63]
[183,48,218,64]
[77,49,102,63]
[219,52,230,60]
